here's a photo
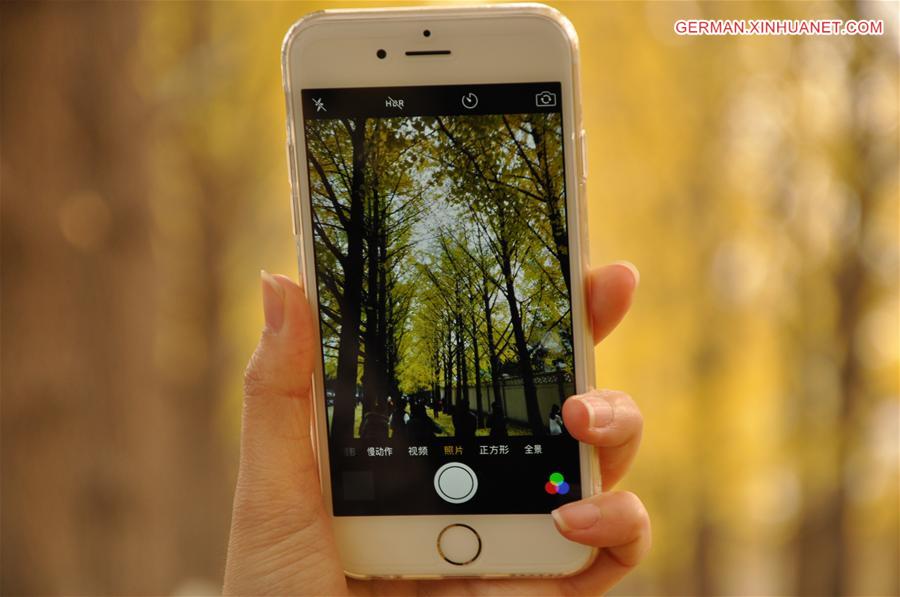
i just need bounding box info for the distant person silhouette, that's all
[389,397,408,439]
[452,398,477,438]
[407,401,442,443]
[549,403,564,436]
[488,401,508,438]
[359,400,390,441]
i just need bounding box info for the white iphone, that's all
[281,3,596,579]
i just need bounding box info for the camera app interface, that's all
[301,82,580,515]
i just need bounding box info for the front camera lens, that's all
[376,49,387,59]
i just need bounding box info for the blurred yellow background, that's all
[1,1,897,595]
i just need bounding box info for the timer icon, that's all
[461,92,479,109]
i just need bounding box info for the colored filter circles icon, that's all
[545,472,570,495]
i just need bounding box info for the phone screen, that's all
[301,82,580,515]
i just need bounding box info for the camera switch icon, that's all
[535,90,557,108]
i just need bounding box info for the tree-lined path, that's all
[307,114,573,440]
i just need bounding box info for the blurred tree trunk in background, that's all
[0,3,230,594]
[162,4,236,589]
[794,7,883,594]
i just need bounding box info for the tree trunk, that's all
[470,310,484,427]
[361,188,382,421]
[1,3,227,593]
[796,21,879,594]
[530,121,570,296]
[498,243,543,435]
[456,314,468,406]
[332,118,367,443]
[482,284,503,412]
[443,328,453,413]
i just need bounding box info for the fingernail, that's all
[613,260,640,288]
[275,272,304,293]
[552,502,601,532]
[261,270,285,332]
[573,392,614,429]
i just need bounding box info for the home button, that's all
[437,524,482,566]
[434,462,478,504]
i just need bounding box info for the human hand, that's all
[224,262,649,596]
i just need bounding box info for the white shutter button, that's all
[434,462,478,504]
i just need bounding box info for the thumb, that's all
[224,271,347,596]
